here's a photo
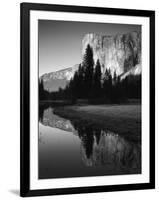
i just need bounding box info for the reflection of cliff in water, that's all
[78,127,141,173]
[39,105,76,133]
[39,105,141,174]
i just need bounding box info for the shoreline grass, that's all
[54,104,141,144]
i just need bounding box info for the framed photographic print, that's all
[20,2,155,197]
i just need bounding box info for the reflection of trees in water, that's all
[39,104,141,173]
[73,122,141,173]
[94,129,102,145]
[79,127,94,159]
[39,131,45,145]
[75,126,101,159]
[39,103,50,122]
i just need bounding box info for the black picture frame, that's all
[20,2,155,197]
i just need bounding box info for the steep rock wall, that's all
[82,31,141,76]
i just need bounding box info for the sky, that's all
[38,20,141,76]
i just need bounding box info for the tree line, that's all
[39,44,141,103]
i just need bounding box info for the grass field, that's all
[54,104,141,143]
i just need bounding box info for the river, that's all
[39,104,141,179]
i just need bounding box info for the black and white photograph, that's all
[38,20,142,179]
[20,3,155,197]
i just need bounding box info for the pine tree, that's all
[113,70,117,85]
[39,78,45,100]
[76,64,84,98]
[103,69,112,101]
[82,44,94,98]
[93,59,102,98]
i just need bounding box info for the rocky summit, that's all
[40,64,79,91]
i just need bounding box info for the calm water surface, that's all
[39,105,141,179]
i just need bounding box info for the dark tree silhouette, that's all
[38,43,141,104]
[103,69,112,101]
[92,59,102,98]
[77,64,85,98]
[82,44,94,98]
[39,78,45,100]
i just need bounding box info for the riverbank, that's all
[54,104,141,143]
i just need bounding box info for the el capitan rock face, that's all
[82,31,141,76]
[40,31,141,92]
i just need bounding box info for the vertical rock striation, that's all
[82,31,141,76]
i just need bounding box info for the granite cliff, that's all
[40,31,141,91]
[82,31,141,77]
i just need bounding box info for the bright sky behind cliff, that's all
[39,20,140,76]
